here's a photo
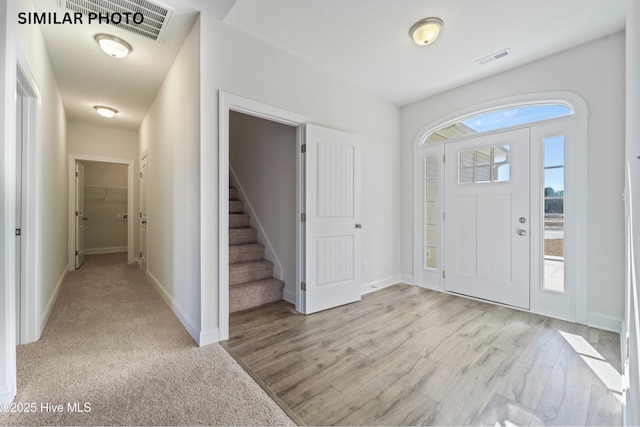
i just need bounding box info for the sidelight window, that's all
[543,135,565,293]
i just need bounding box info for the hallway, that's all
[1,254,293,426]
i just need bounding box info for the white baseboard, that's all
[146,271,201,345]
[84,246,127,255]
[587,312,623,333]
[40,267,67,339]
[361,275,402,295]
[283,289,296,304]
[400,274,414,285]
[199,328,220,346]
[0,386,16,406]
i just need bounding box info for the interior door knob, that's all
[355,223,362,229]
[517,229,526,236]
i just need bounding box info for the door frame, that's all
[218,91,310,341]
[412,91,588,325]
[139,150,148,273]
[67,154,135,269]
[14,55,40,346]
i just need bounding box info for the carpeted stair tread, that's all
[228,182,284,310]
[229,278,285,313]
[229,228,258,245]
[229,243,266,263]
[229,214,250,229]
[229,260,274,286]
[229,200,244,213]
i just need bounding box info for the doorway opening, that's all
[67,155,135,270]
[217,92,309,342]
[228,111,296,312]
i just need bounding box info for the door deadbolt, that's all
[519,217,527,223]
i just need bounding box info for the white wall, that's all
[401,32,626,322]
[200,13,402,341]
[68,121,138,160]
[229,111,297,300]
[1,0,67,402]
[139,16,201,342]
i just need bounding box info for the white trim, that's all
[587,312,623,333]
[199,328,219,346]
[15,50,41,346]
[147,270,200,345]
[283,289,296,304]
[401,274,414,285]
[218,91,309,342]
[84,246,128,255]
[40,268,66,335]
[361,275,402,295]
[67,154,135,270]
[229,166,284,281]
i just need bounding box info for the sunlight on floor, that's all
[560,331,623,403]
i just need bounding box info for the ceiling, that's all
[33,0,200,130]
[32,0,626,131]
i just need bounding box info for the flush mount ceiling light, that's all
[94,105,118,118]
[409,17,444,46]
[95,34,132,58]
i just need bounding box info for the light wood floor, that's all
[225,284,622,426]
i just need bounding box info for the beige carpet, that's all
[0,253,296,426]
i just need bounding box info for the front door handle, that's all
[517,229,526,236]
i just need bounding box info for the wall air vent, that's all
[58,0,173,41]
[476,49,511,65]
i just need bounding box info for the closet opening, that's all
[67,155,135,269]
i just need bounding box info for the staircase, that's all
[228,184,284,312]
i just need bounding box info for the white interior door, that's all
[139,152,148,272]
[444,127,530,309]
[75,161,85,268]
[304,124,362,314]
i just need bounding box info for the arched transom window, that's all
[425,103,574,142]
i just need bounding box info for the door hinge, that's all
[301,213,306,222]
[442,212,445,221]
[15,228,21,236]
[140,172,143,178]
[75,250,78,256]
[301,282,306,291]
[442,270,445,279]
[76,211,78,217]
[139,252,143,258]
[75,171,78,177]
[443,154,446,163]
[301,144,307,154]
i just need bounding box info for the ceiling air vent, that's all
[58,0,173,41]
[476,49,511,65]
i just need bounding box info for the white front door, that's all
[139,152,148,272]
[444,127,530,309]
[303,124,362,314]
[75,161,85,268]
